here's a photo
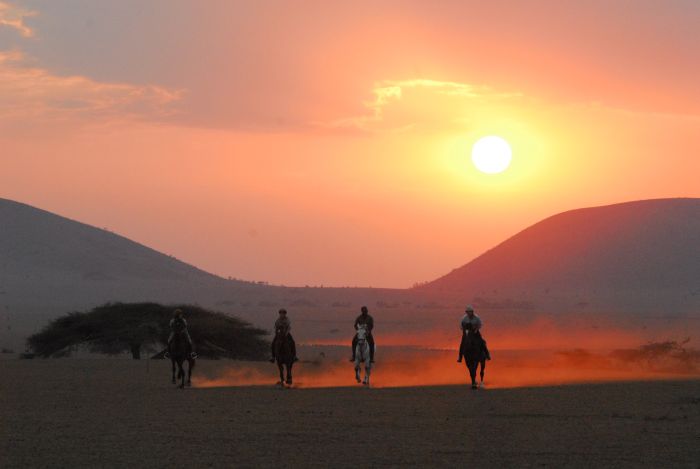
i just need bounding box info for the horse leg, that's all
[277,363,284,385]
[186,358,195,386]
[467,361,477,389]
[479,359,485,385]
[363,363,371,386]
[286,362,293,386]
[171,358,176,384]
[355,363,361,383]
[177,359,186,389]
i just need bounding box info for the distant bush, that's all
[611,339,700,373]
[27,302,269,360]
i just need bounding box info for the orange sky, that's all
[1,1,699,287]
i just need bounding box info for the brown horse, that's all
[273,328,294,387]
[460,328,486,389]
[169,331,195,389]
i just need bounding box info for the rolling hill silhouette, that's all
[1,197,698,351]
[418,199,700,313]
[0,198,400,349]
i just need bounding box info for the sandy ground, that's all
[2,359,700,468]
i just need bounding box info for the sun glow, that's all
[471,136,512,174]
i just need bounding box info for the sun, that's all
[471,136,512,174]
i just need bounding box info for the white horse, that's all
[354,324,372,386]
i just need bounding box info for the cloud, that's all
[0,1,35,38]
[0,51,183,128]
[324,79,523,133]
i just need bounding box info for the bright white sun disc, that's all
[471,136,512,174]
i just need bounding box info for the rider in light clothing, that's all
[457,305,491,362]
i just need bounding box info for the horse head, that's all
[356,324,368,341]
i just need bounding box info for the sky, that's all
[1,0,699,287]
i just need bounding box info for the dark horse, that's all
[460,328,486,389]
[169,331,195,389]
[273,328,294,387]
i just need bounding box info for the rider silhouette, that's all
[350,306,375,363]
[457,305,491,362]
[270,308,298,362]
[166,309,196,358]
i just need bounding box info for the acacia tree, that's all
[27,302,269,359]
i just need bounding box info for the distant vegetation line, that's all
[27,303,269,360]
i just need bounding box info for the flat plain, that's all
[2,359,699,468]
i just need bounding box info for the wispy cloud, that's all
[0,1,36,38]
[0,51,182,127]
[325,79,523,133]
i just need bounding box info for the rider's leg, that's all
[350,335,358,361]
[270,336,277,362]
[476,331,491,360]
[457,332,466,362]
[288,333,299,361]
[184,330,195,356]
[166,331,174,355]
[368,334,375,362]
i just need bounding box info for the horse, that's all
[169,331,195,389]
[354,324,372,386]
[460,327,486,389]
[273,328,295,387]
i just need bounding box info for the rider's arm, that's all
[354,316,359,330]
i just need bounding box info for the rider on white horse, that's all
[354,324,372,385]
[350,306,375,363]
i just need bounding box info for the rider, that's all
[269,308,299,363]
[457,305,491,362]
[350,306,375,363]
[167,308,195,357]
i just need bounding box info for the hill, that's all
[2,197,699,351]
[0,198,407,350]
[418,198,700,313]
